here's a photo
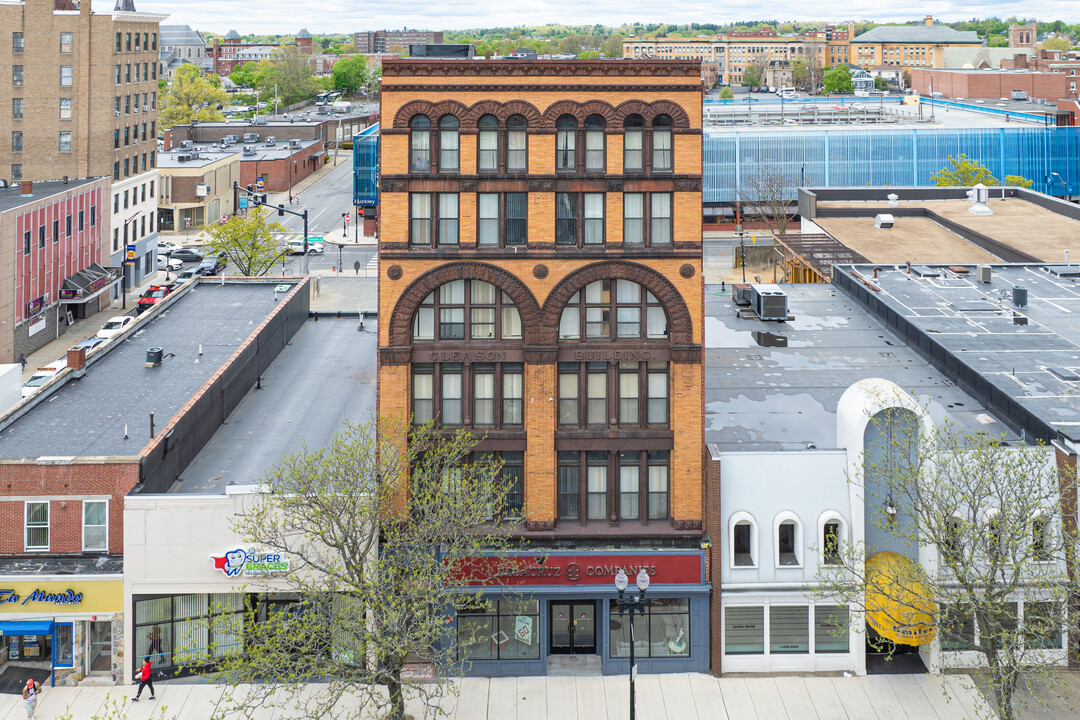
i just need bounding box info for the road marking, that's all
[366,254,379,276]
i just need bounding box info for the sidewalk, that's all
[0,672,997,720]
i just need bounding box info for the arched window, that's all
[774,512,802,567]
[557,279,668,341]
[477,114,498,172]
[584,114,606,171]
[730,511,758,567]
[506,114,528,171]
[623,114,645,171]
[817,512,844,566]
[411,279,524,430]
[651,114,673,172]
[409,115,431,171]
[555,115,577,172]
[438,115,459,172]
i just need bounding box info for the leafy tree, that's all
[742,57,767,88]
[873,76,888,91]
[159,64,228,129]
[601,33,625,58]
[822,64,854,94]
[812,405,1079,720]
[330,54,369,95]
[988,35,1010,47]
[1040,36,1073,52]
[200,418,523,720]
[1004,175,1033,188]
[578,50,600,59]
[204,206,286,276]
[229,61,261,88]
[719,86,734,99]
[931,153,999,186]
[902,70,912,90]
[258,46,318,106]
[557,35,587,54]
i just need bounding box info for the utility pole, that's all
[232,181,309,276]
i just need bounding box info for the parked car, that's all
[97,315,135,339]
[198,258,226,275]
[69,337,107,353]
[136,284,177,313]
[176,268,199,283]
[287,239,324,255]
[22,360,67,398]
[157,255,183,271]
[158,240,180,253]
[169,248,203,263]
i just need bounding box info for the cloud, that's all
[96,0,1080,35]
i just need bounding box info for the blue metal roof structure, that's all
[353,123,379,208]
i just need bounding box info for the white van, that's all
[778,87,797,99]
[288,238,324,255]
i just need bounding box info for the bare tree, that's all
[740,172,797,236]
[812,403,1079,720]
[197,418,525,720]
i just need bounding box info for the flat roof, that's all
[836,263,1080,444]
[0,178,101,213]
[0,555,123,576]
[704,283,1011,452]
[0,281,298,459]
[814,197,1080,263]
[170,317,376,493]
[158,148,239,168]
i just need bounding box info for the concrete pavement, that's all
[0,673,997,720]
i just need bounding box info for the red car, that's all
[136,284,176,313]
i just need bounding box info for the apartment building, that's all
[354,29,443,54]
[378,58,709,675]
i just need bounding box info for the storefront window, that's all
[769,606,808,654]
[456,599,539,661]
[814,605,850,653]
[54,624,74,667]
[609,598,690,658]
[724,606,764,655]
[134,593,244,669]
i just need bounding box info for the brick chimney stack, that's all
[924,15,934,27]
[20,181,33,196]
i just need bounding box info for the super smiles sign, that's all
[209,548,290,578]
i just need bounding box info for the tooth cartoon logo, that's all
[210,549,248,577]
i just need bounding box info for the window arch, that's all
[477,114,498,172]
[558,279,668,342]
[623,114,645,171]
[412,279,522,343]
[730,511,758,568]
[506,114,528,171]
[817,512,845,566]
[555,115,577,172]
[409,115,431,172]
[651,114,673,172]
[584,114,606,171]
[438,115,459,172]
[774,511,803,568]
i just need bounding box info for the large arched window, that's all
[412,279,522,342]
[584,114,606,171]
[557,279,668,341]
[774,511,803,568]
[409,115,431,171]
[651,114,673,172]
[817,512,845,566]
[506,114,528,172]
[730,511,759,568]
[623,114,645,171]
[438,115,459,173]
[555,114,577,172]
[477,114,498,172]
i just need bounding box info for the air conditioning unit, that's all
[195,183,209,197]
[874,214,894,229]
[289,139,301,149]
[115,111,121,117]
[750,284,788,322]
[242,145,256,156]
[731,282,753,306]
[977,265,992,283]
[177,153,191,162]
[265,136,276,145]
[243,133,258,143]
[143,104,149,111]
[180,140,194,150]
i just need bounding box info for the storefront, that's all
[0,576,124,686]
[453,550,710,676]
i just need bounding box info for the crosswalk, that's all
[366,254,379,275]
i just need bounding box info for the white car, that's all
[97,315,135,339]
[157,255,183,271]
[157,241,180,253]
[22,360,67,398]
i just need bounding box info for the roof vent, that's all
[874,214,894,229]
[967,184,993,215]
[886,193,899,207]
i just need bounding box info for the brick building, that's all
[209,28,312,75]
[378,59,709,675]
[850,16,981,70]
[354,29,443,54]
[909,67,1079,100]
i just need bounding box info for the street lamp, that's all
[614,568,650,720]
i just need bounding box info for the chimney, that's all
[924,15,934,27]
[20,180,33,197]
[67,347,87,376]
[848,23,855,38]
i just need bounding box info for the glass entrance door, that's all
[87,621,112,674]
[550,601,596,654]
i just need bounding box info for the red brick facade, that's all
[910,65,1079,100]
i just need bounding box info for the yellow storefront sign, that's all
[0,581,123,614]
[865,552,937,646]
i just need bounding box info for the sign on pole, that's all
[344,214,351,223]
[125,243,137,265]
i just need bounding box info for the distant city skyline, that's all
[95,0,1080,36]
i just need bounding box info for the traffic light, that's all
[278,204,285,217]
[260,194,268,205]
[246,184,253,193]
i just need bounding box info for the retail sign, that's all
[25,296,45,318]
[210,548,290,577]
[0,581,122,614]
[514,616,533,645]
[455,553,702,587]
[28,316,46,337]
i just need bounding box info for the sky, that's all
[97,0,1080,35]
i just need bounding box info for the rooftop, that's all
[704,283,1011,452]
[852,25,980,44]
[835,263,1080,444]
[159,24,205,46]
[0,178,101,214]
[171,317,376,494]
[157,148,239,168]
[0,281,298,459]
[0,555,123,576]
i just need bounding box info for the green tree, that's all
[578,50,600,59]
[988,34,1009,47]
[742,57,766,88]
[158,64,228,129]
[874,76,888,91]
[558,35,586,54]
[719,86,734,99]
[822,64,854,94]
[931,154,999,186]
[201,418,523,720]
[1004,175,1033,188]
[229,61,261,88]
[813,405,1080,720]
[204,206,286,276]
[330,54,369,95]
[601,32,625,58]
[1040,36,1073,52]
[258,46,318,106]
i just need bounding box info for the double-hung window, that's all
[439,115,459,172]
[410,115,431,171]
[556,115,577,171]
[652,115,673,172]
[624,114,645,171]
[477,115,498,172]
[556,193,604,247]
[584,114,606,171]
[83,501,108,552]
[25,502,49,551]
[477,193,526,247]
[506,114,527,171]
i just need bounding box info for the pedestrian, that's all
[147,626,163,659]
[22,677,39,719]
[17,354,26,371]
[132,657,155,702]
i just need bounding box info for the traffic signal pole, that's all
[232,181,310,276]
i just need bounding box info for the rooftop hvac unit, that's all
[265,136,276,145]
[180,140,194,149]
[289,139,301,148]
[750,284,788,322]
[875,213,894,229]
[243,133,258,143]
[226,134,240,143]
[176,153,191,162]
[731,283,753,307]
[977,265,992,283]
[242,146,256,156]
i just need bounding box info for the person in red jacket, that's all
[132,657,155,701]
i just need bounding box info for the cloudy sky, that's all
[99,0,1080,34]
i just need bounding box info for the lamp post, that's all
[614,568,650,720]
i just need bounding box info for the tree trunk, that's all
[388,666,405,720]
